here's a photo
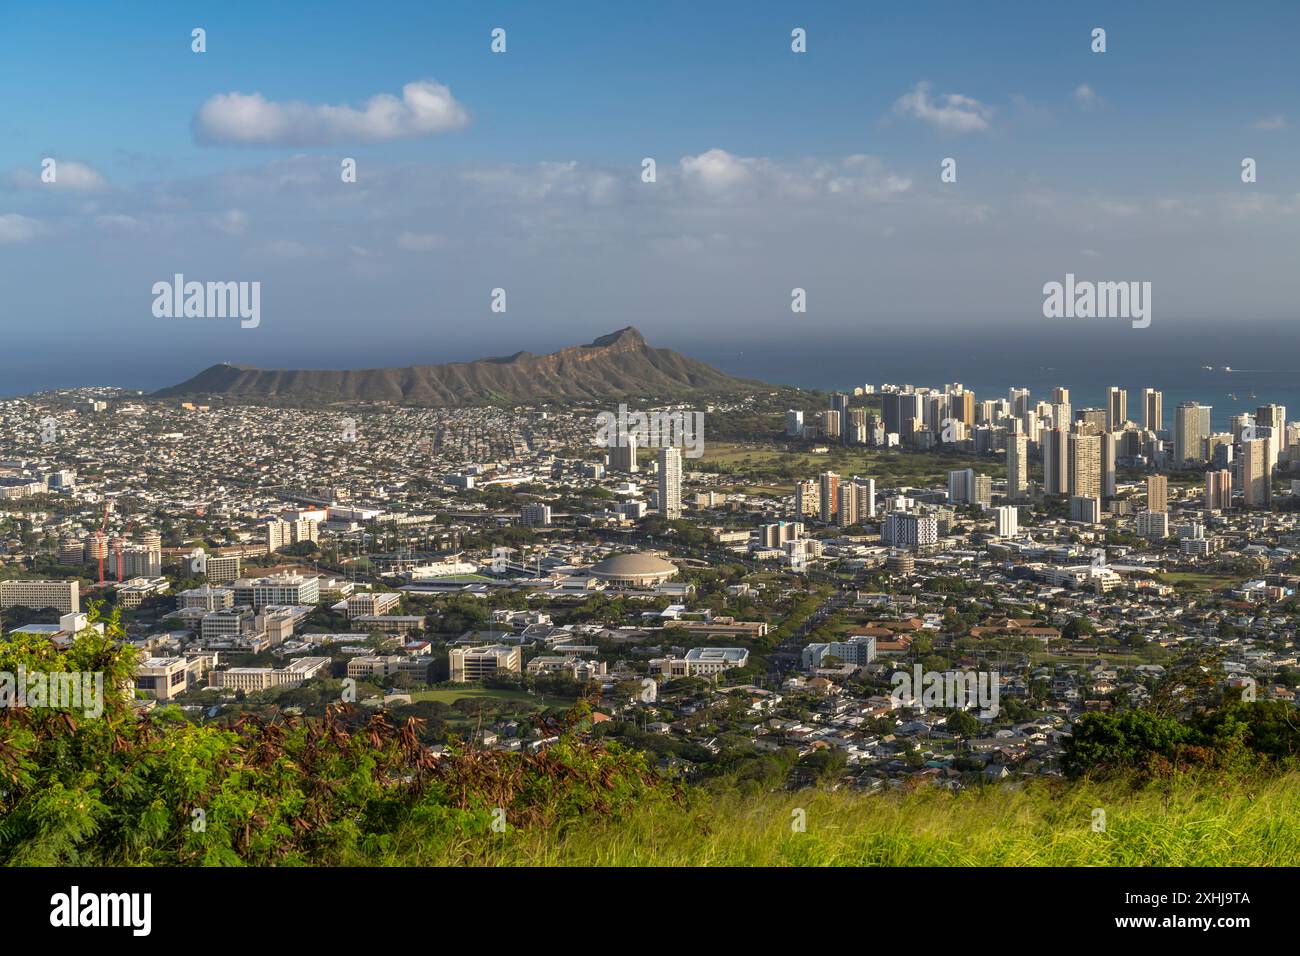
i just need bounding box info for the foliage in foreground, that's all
[0,612,670,866]
[5,614,1300,867]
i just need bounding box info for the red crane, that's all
[95,499,113,584]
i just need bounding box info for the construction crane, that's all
[95,499,114,585]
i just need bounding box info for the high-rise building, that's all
[831,393,850,444]
[1069,432,1102,499]
[1069,496,1101,524]
[1043,428,1070,496]
[1136,510,1169,540]
[1146,475,1168,513]
[820,410,842,441]
[1007,433,1028,501]
[205,554,241,585]
[1255,404,1286,433]
[947,468,974,505]
[520,503,552,527]
[1240,438,1272,508]
[1106,387,1127,432]
[1142,388,1163,432]
[882,512,938,550]
[952,390,975,427]
[1051,387,1070,406]
[58,535,85,565]
[1174,402,1212,465]
[835,483,857,528]
[818,472,840,523]
[846,408,868,445]
[265,518,319,552]
[785,410,804,438]
[1101,432,1117,499]
[608,428,638,472]
[1204,469,1233,511]
[794,479,820,517]
[1077,408,1107,432]
[853,478,876,520]
[994,505,1018,537]
[658,447,682,519]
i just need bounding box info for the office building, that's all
[449,644,522,683]
[0,579,79,614]
[231,573,320,609]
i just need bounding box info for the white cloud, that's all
[1253,114,1287,130]
[0,213,40,243]
[679,148,760,194]
[1074,84,1102,110]
[193,80,469,146]
[677,149,910,202]
[892,82,992,134]
[7,160,108,191]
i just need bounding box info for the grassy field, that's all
[1153,571,1242,592]
[701,442,999,487]
[372,770,1300,866]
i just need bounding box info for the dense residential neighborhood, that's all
[2,383,1298,792]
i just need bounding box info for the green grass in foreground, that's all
[368,772,1300,866]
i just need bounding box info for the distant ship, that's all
[1202,365,1213,371]
[1229,393,1238,401]
[1249,391,1257,400]
[1221,366,1233,373]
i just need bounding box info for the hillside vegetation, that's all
[4,611,1299,867]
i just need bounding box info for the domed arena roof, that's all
[589,551,678,584]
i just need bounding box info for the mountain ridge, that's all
[152,327,762,405]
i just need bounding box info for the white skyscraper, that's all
[994,505,1019,538]
[658,447,682,519]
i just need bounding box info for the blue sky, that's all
[1,0,1298,392]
